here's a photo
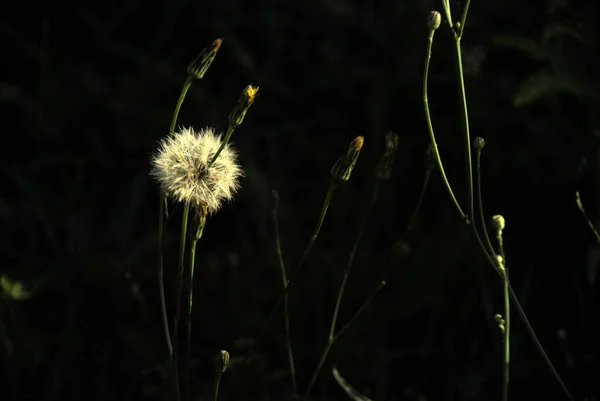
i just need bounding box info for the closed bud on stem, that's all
[331,136,364,182]
[187,38,223,80]
[491,214,506,232]
[229,85,259,128]
[375,132,399,181]
[214,350,230,373]
[473,137,485,151]
[428,11,442,31]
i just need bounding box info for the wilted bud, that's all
[187,38,223,80]
[491,214,505,232]
[427,11,442,31]
[214,350,230,373]
[473,137,485,151]
[375,132,399,181]
[424,143,437,172]
[229,85,259,128]
[331,136,364,182]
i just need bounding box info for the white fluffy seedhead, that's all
[150,127,243,214]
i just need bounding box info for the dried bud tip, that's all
[428,11,442,31]
[331,136,364,182]
[187,38,223,80]
[214,350,230,373]
[491,214,506,232]
[229,84,259,128]
[473,137,485,150]
[375,132,400,181]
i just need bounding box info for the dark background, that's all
[1,0,599,400]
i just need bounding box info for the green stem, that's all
[305,280,386,400]
[158,196,173,359]
[169,76,193,137]
[501,265,510,401]
[452,37,474,224]
[242,180,339,367]
[208,125,236,169]
[329,182,381,340]
[459,0,472,37]
[475,149,495,255]
[272,192,298,398]
[172,202,191,401]
[423,30,467,222]
[184,217,206,401]
[212,372,223,401]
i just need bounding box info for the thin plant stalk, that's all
[475,148,495,255]
[242,180,339,366]
[304,281,386,400]
[452,38,475,223]
[184,213,207,401]
[212,372,223,401]
[501,266,510,401]
[208,125,235,169]
[172,202,191,401]
[423,29,467,222]
[305,182,381,398]
[159,76,194,362]
[272,191,299,398]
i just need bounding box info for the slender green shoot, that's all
[423,28,467,222]
[271,190,299,398]
[212,372,223,401]
[172,202,191,401]
[184,207,207,401]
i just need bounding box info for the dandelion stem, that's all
[159,75,193,400]
[306,181,381,398]
[212,372,223,401]
[207,125,235,170]
[185,215,206,401]
[423,29,467,222]
[305,281,386,400]
[452,37,475,225]
[271,191,298,399]
[158,197,173,359]
[172,202,191,401]
[475,148,495,256]
[242,180,339,367]
[459,0,472,37]
[501,264,510,401]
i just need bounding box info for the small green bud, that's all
[427,11,442,31]
[229,85,259,128]
[491,214,506,232]
[187,38,223,80]
[473,137,485,151]
[214,350,230,373]
[375,132,399,181]
[331,136,364,182]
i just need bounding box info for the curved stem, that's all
[475,149,495,256]
[208,125,235,169]
[184,218,206,401]
[459,0,473,38]
[272,192,298,398]
[452,37,474,224]
[169,77,193,137]
[158,196,173,358]
[423,30,467,222]
[501,267,510,401]
[212,372,223,401]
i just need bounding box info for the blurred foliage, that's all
[0,0,598,400]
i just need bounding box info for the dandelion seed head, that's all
[150,127,243,214]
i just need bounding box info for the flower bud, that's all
[428,11,442,31]
[229,85,259,128]
[491,214,505,232]
[331,136,364,182]
[214,350,230,373]
[375,132,399,181]
[187,38,223,80]
[473,137,485,151]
